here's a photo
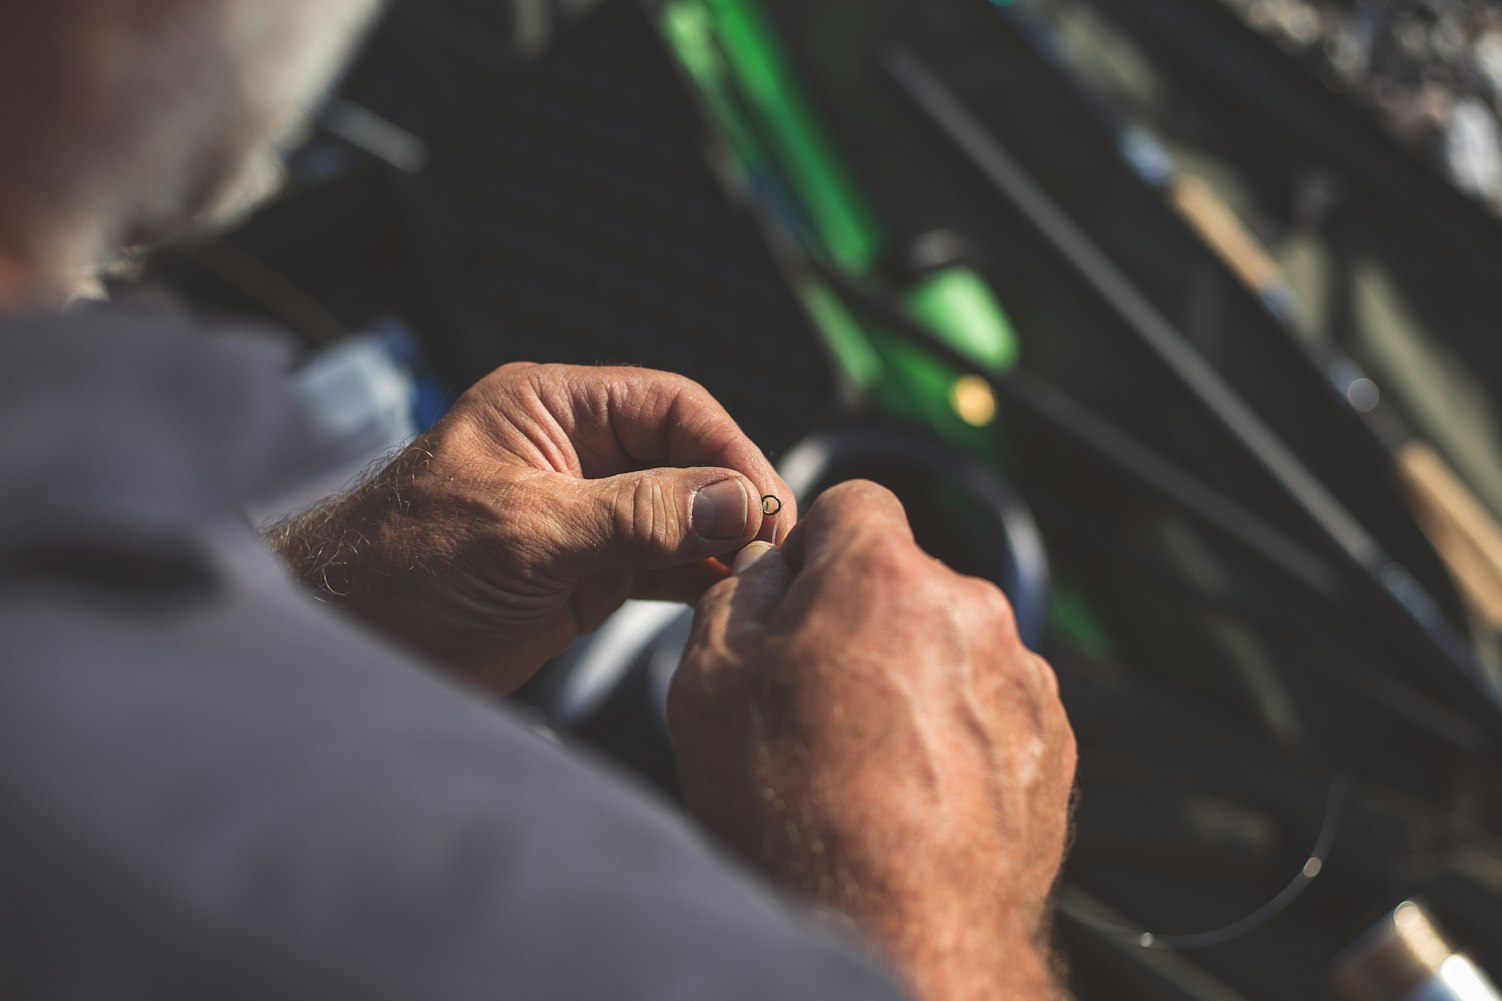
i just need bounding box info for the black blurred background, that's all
[139,1,1502,998]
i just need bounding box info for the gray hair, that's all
[0,0,382,302]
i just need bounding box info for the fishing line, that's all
[1063,774,1349,949]
[761,494,783,540]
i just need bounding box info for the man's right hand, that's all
[669,481,1077,1001]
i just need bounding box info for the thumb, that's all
[562,468,761,574]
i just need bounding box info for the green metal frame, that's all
[661,0,1019,448]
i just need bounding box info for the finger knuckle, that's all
[849,536,925,582]
[483,361,544,396]
[697,574,739,615]
[640,365,706,395]
[638,368,709,407]
[805,481,911,545]
[670,371,711,399]
[965,577,1021,642]
[1028,652,1063,705]
[613,477,682,564]
[1059,722,1080,781]
[818,479,900,514]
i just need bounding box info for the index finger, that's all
[538,365,799,544]
[677,544,797,699]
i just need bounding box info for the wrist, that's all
[264,446,432,611]
[265,483,386,603]
[870,904,1062,1001]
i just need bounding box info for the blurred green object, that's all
[678,0,881,271]
[660,0,1019,445]
[794,279,884,393]
[659,0,1121,654]
[663,0,1123,646]
[906,266,1020,372]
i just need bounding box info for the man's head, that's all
[0,0,383,304]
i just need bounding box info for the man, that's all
[0,2,1077,1000]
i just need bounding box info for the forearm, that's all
[264,440,433,598]
[264,480,384,601]
[697,774,1070,1001]
[264,489,370,602]
[261,442,469,672]
[797,873,1067,1001]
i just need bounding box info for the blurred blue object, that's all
[249,321,428,525]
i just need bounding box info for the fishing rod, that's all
[882,47,1502,732]
[802,255,1342,602]
[1174,174,1502,631]
[659,0,1483,692]
[810,250,1491,762]
[805,256,1502,757]
[980,0,1502,632]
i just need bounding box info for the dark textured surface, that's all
[339,0,839,457]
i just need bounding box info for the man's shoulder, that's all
[0,304,323,535]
